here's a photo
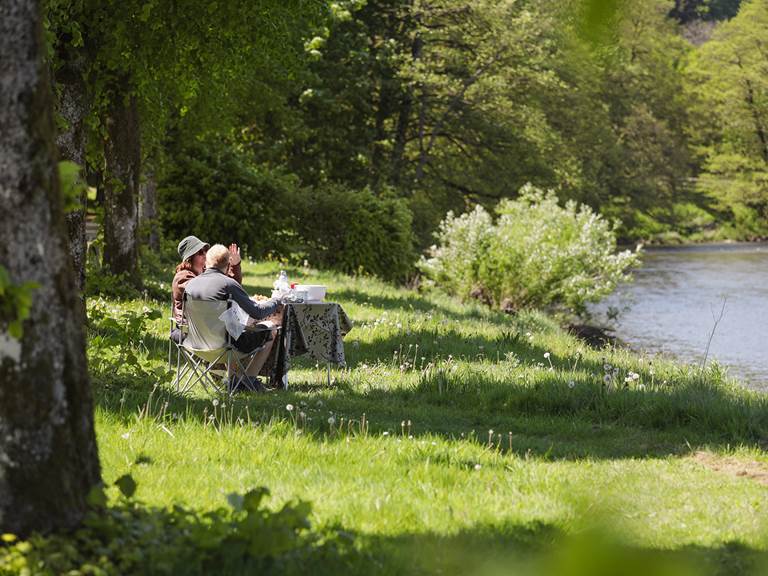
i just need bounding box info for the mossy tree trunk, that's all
[0,0,101,536]
[103,79,141,281]
[55,58,90,295]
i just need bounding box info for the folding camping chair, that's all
[172,294,277,396]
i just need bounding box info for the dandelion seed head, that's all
[286,404,294,412]
[474,464,482,471]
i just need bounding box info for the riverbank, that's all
[591,242,768,390]
[7,261,768,574]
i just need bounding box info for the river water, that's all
[589,243,768,391]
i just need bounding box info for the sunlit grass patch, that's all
[86,259,768,573]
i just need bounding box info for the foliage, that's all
[157,142,417,280]
[85,266,142,300]
[686,0,768,239]
[240,0,708,245]
[0,476,351,576]
[157,141,301,259]
[87,298,165,384]
[58,160,87,213]
[420,186,640,313]
[0,266,38,340]
[670,0,742,23]
[294,183,417,282]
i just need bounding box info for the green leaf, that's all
[58,161,86,213]
[114,474,137,499]
[86,485,108,508]
[139,2,153,22]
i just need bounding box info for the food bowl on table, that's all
[294,284,326,303]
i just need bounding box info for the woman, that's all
[171,235,241,340]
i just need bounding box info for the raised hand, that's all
[228,243,241,266]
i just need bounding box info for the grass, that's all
[87,260,768,574]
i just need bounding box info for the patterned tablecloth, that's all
[259,302,353,386]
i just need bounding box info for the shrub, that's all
[0,477,358,576]
[158,143,417,282]
[294,183,417,282]
[158,142,301,260]
[420,185,640,313]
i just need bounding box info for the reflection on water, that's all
[589,243,768,391]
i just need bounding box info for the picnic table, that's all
[256,302,353,388]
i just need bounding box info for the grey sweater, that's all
[184,268,279,320]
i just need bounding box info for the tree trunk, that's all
[391,31,422,186]
[55,62,89,294]
[139,166,160,251]
[103,82,141,281]
[0,0,101,536]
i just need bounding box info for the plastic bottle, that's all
[274,270,289,296]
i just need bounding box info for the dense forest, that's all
[46,0,767,283]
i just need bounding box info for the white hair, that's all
[205,244,230,271]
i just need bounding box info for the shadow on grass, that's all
[345,325,596,370]
[93,359,768,462]
[91,274,768,461]
[329,288,492,323]
[23,502,766,576]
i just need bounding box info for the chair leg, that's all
[175,346,182,391]
[227,349,233,397]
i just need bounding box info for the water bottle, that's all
[273,270,289,297]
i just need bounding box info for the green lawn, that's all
[88,261,768,574]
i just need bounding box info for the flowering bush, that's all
[417,205,494,298]
[419,185,640,313]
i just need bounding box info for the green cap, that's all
[177,235,209,262]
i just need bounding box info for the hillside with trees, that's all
[43,0,764,279]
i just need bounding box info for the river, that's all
[589,243,768,391]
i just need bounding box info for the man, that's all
[184,244,282,390]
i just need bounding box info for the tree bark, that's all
[103,82,141,281]
[55,62,89,294]
[139,165,160,251]
[0,0,101,536]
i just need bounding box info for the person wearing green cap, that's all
[171,235,242,341]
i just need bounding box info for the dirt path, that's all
[690,451,768,486]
